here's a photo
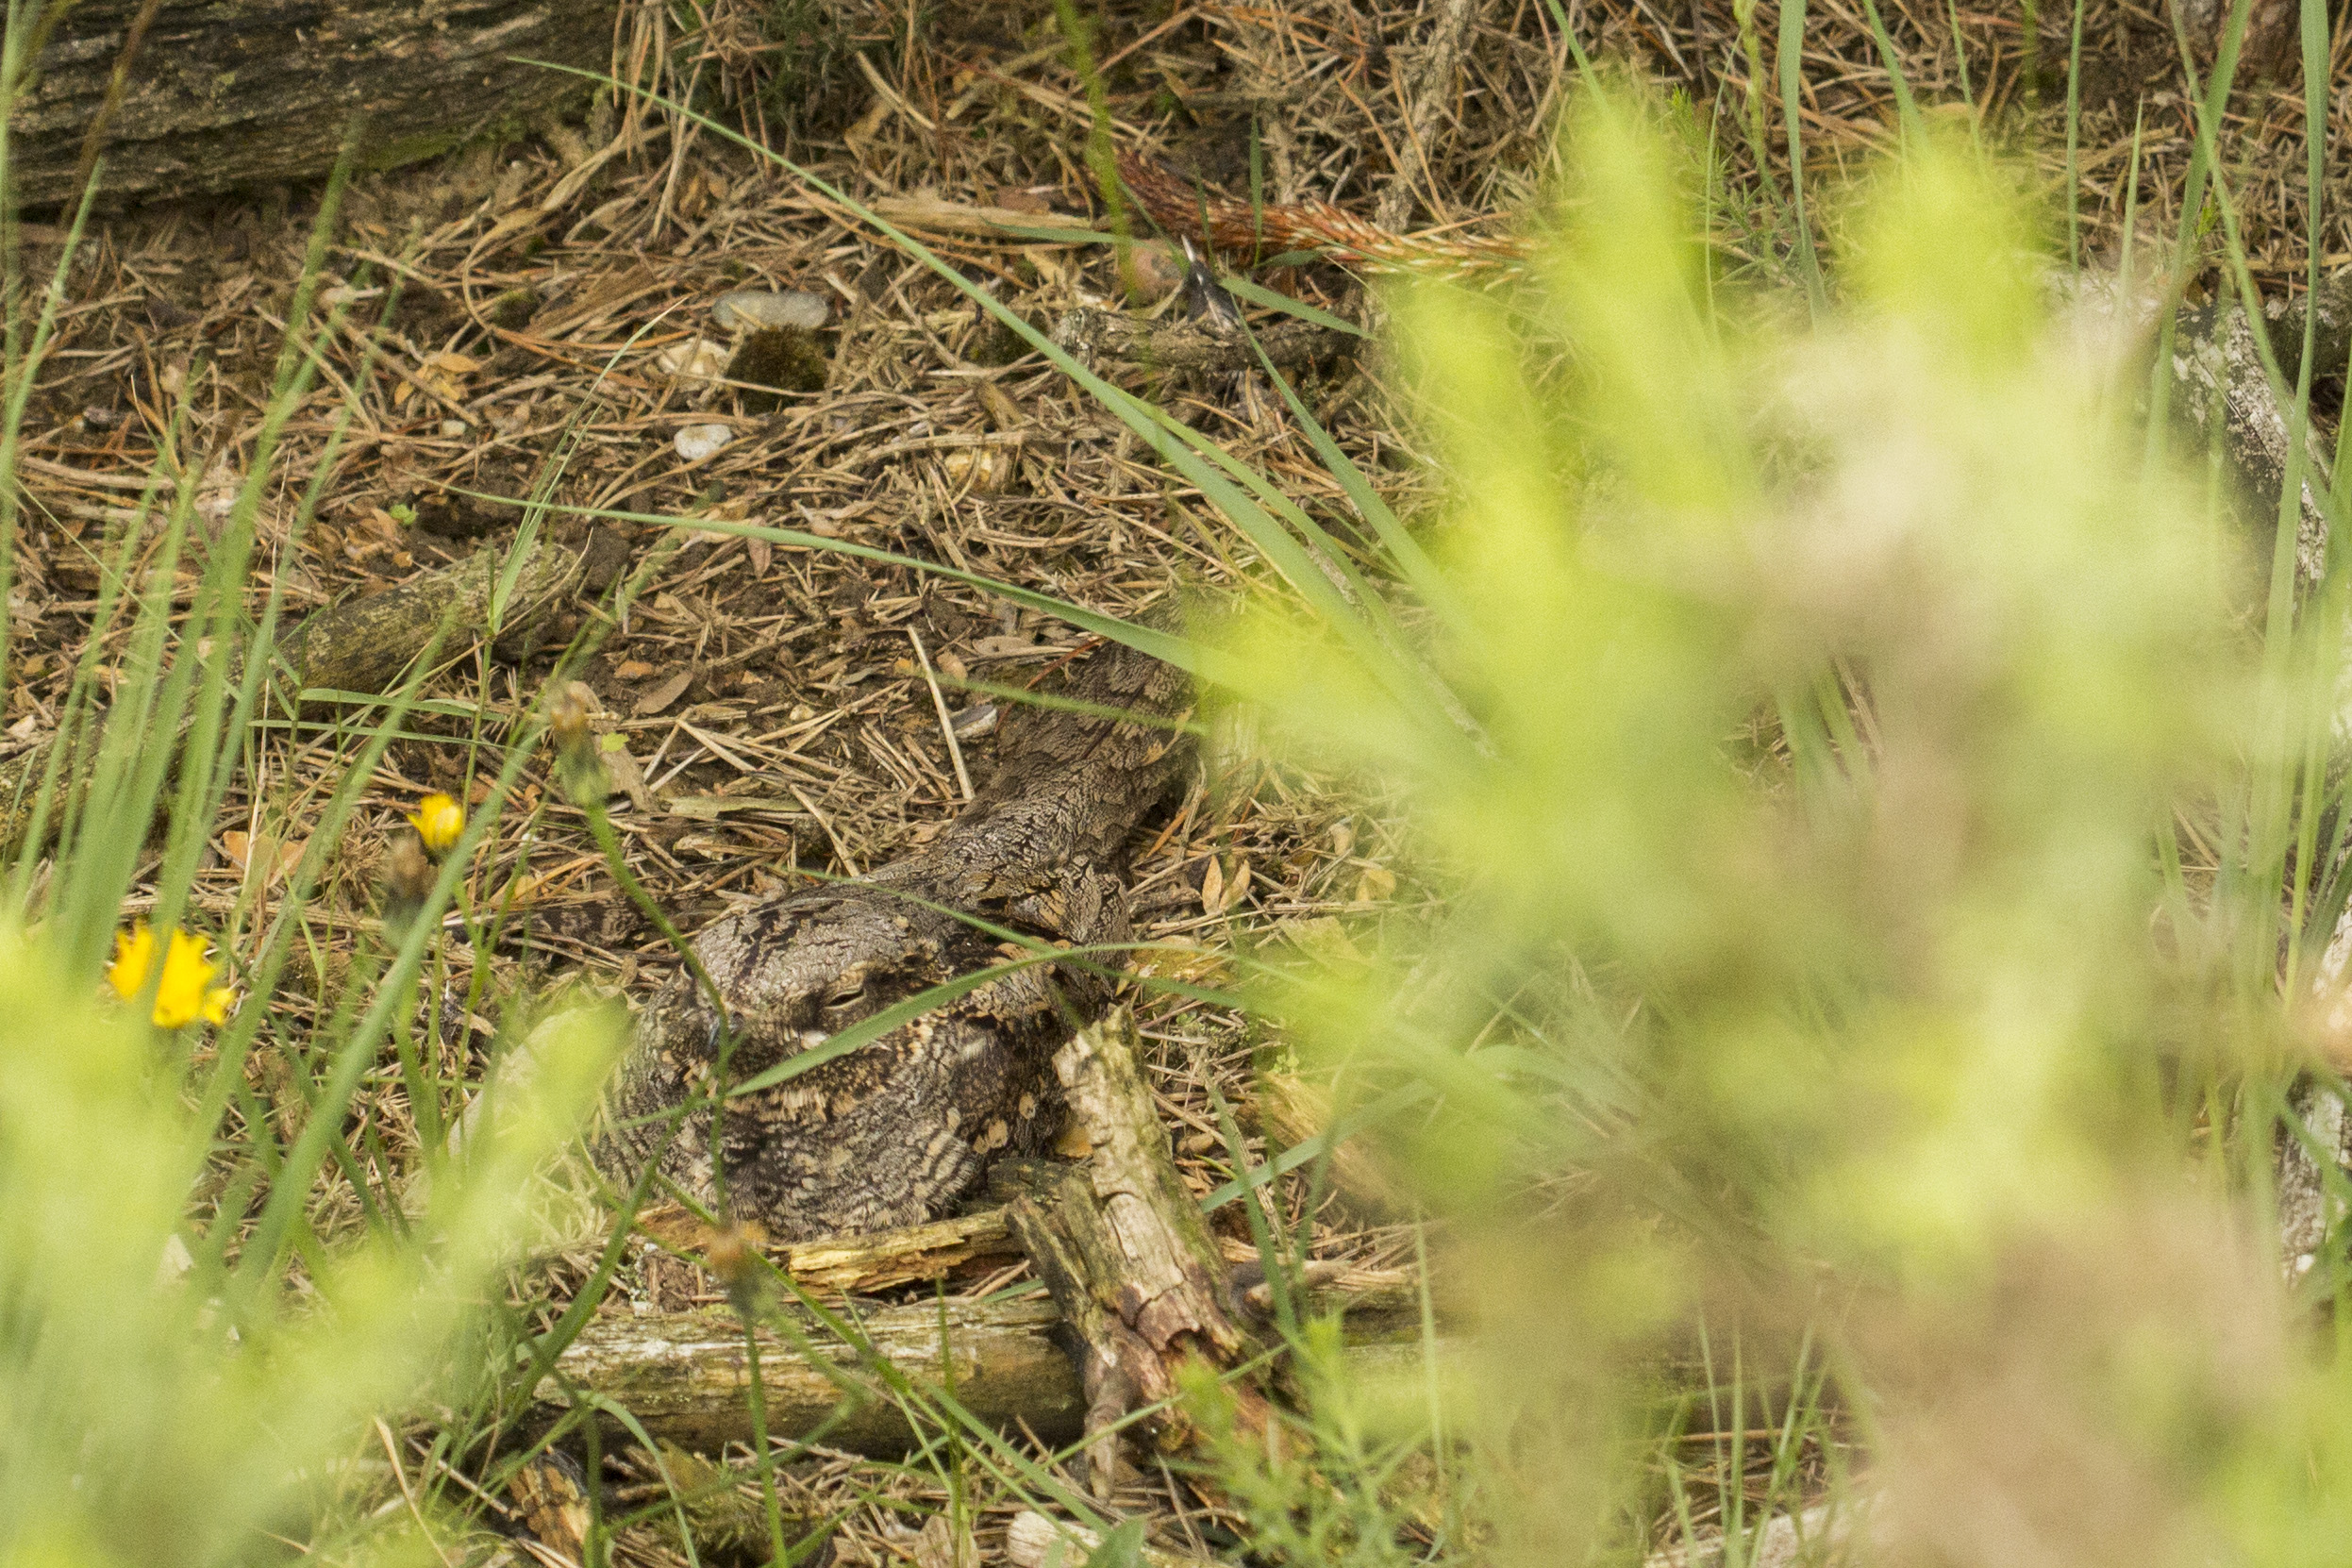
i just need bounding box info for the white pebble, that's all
[440,419,469,437]
[712,288,829,333]
[674,424,735,463]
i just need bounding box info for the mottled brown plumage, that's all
[593,636,1193,1239]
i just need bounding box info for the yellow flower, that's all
[108,923,233,1029]
[408,792,465,859]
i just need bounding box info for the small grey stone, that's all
[713,289,829,333]
[675,424,735,463]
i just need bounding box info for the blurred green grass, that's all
[13,4,2352,1563]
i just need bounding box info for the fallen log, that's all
[0,525,630,849]
[536,1294,1089,1458]
[8,0,620,207]
[274,525,628,697]
[533,1293,1451,1457]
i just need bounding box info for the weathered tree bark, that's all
[1004,1008,1270,1496]
[2171,0,2298,82]
[9,0,619,207]
[2165,293,2334,592]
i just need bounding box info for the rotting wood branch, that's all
[533,1291,1440,1458]
[0,526,630,848]
[274,525,630,698]
[1004,1008,1272,1495]
[535,1294,1088,1458]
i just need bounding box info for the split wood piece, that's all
[1053,308,1357,377]
[633,1203,1026,1296]
[10,0,620,205]
[1006,1510,1223,1568]
[505,1451,592,1560]
[1003,1008,1269,1497]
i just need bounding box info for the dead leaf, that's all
[1200,856,1225,913]
[972,634,1039,659]
[634,669,694,717]
[909,1515,979,1568]
[942,444,1015,493]
[1281,915,1366,967]
[1218,857,1253,913]
[1354,863,1397,904]
[222,830,306,890]
[1131,940,1229,985]
[602,742,659,814]
[410,349,480,405]
[655,335,728,381]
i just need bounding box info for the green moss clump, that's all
[487,288,540,330]
[971,312,1044,368]
[726,325,828,408]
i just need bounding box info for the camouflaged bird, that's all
[592,634,1194,1240]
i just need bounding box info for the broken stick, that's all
[1053,308,1356,376]
[1004,1008,1269,1495]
